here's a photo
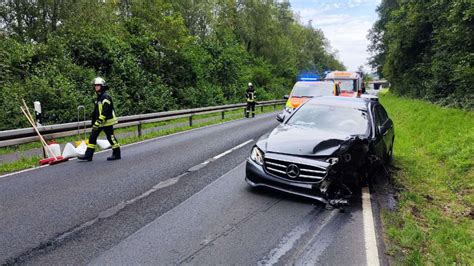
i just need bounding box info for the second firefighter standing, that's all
[245,82,256,118]
[78,77,121,161]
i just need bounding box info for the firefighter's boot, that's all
[107,148,121,161]
[78,147,94,161]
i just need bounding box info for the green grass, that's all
[0,156,42,174]
[0,105,280,174]
[379,92,473,264]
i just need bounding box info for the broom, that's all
[21,99,68,165]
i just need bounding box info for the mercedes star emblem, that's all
[286,164,300,178]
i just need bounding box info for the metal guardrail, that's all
[0,100,285,148]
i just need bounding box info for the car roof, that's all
[305,96,370,111]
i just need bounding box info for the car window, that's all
[291,83,335,97]
[374,105,388,127]
[287,104,369,136]
[379,105,389,122]
[335,80,356,92]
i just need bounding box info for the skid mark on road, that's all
[258,208,337,265]
[179,198,281,264]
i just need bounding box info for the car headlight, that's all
[250,146,264,165]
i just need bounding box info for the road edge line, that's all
[362,186,380,266]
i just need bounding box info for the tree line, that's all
[368,0,473,109]
[0,0,344,130]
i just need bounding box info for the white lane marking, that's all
[362,186,380,266]
[259,210,337,265]
[187,139,253,172]
[0,110,275,179]
[0,164,49,179]
[211,139,254,161]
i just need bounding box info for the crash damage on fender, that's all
[245,96,394,209]
[317,136,381,207]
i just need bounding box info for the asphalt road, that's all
[91,163,367,265]
[0,111,386,265]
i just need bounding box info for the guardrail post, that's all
[137,122,142,137]
[189,115,193,127]
[261,105,264,113]
[221,111,225,120]
[273,104,276,109]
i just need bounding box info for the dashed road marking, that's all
[187,139,253,172]
[362,186,380,266]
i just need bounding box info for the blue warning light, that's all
[297,72,320,82]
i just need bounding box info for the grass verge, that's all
[379,92,473,264]
[0,105,280,174]
[0,156,42,174]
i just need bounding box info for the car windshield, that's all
[291,82,334,97]
[336,80,356,92]
[286,103,369,135]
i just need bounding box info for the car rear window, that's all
[291,82,334,97]
[286,104,369,136]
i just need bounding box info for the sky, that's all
[289,0,381,72]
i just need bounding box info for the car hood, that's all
[257,125,357,157]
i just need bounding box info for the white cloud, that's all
[291,0,379,71]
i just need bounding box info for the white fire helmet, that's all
[92,77,106,86]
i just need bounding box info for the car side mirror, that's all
[283,95,289,100]
[378,125,386,135]
[276,113,285,123]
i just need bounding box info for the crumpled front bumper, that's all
[245,159,328,204]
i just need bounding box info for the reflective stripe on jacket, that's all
[93,91,118,127]
[246,91,256,102]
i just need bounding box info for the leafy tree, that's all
[0,0,344,130]
[369,0,473,109]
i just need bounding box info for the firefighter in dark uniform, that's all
[245,82,256,118]
[78,77,121,161]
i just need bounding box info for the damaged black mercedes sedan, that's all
[245,96,394,207]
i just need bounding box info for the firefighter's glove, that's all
[92,122,100,131]
[92,119,103,131]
